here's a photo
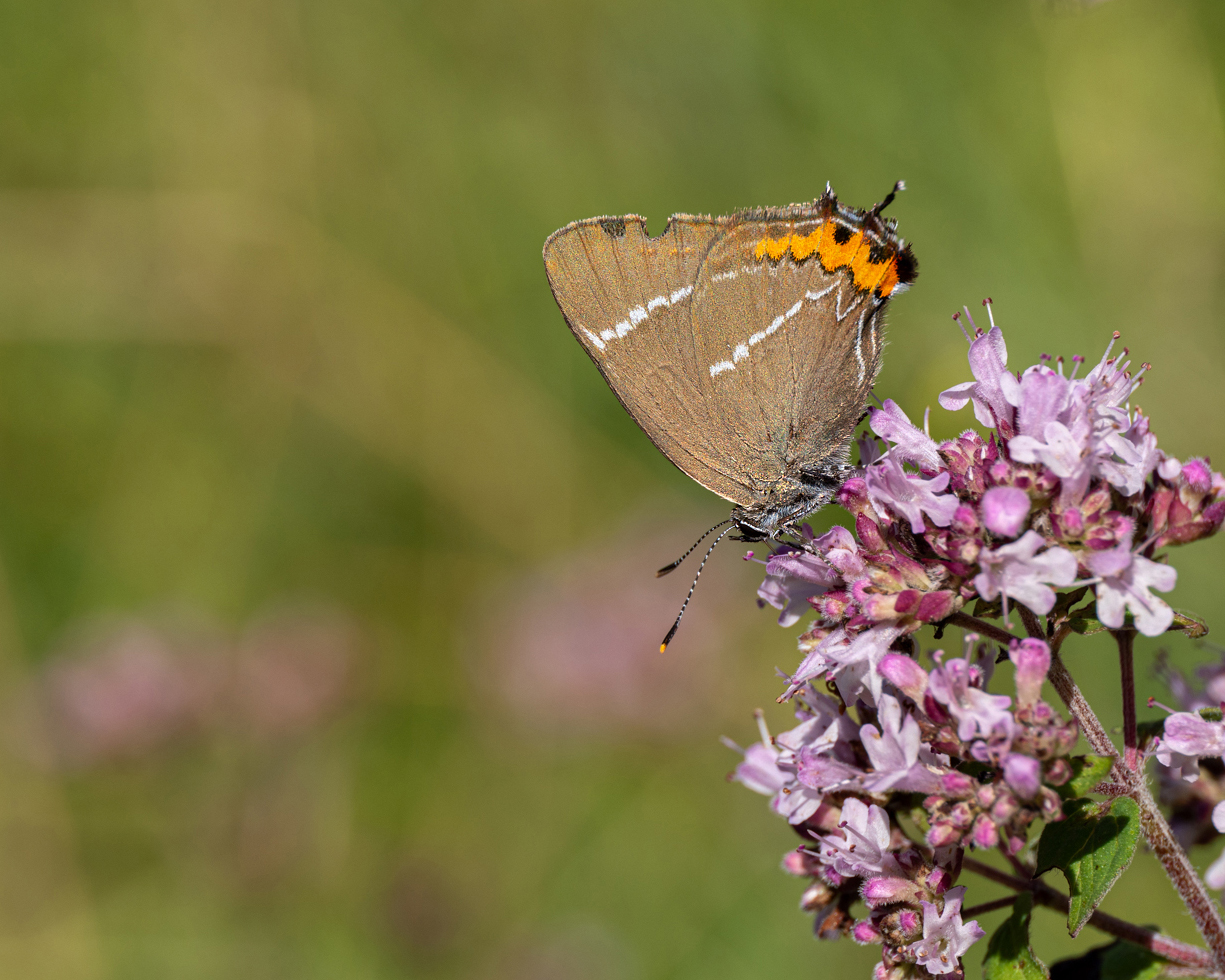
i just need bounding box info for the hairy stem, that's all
[1044,644,1225,970]
[1115,629,1139,770]
[961,856,1216,972]
[1017,603,1045,641]
[961,894,1019,917]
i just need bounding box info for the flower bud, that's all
[939,771,976,797]
[970,815,999,849]
[852,920,883,945]
[880,653,929,700]
[1003,752,1043,800]
[856,513,887,552]
[861,875,922,908]
[916,589,961,623]
[1009,638,1050,709]
[982,485,1031,538]
[800,880,836,911]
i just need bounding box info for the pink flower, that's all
[973,530,1077,616]
[1160,712,1225,761]
[1002,753,1042,800]
[730,740,788,796]
[1013,367,1071,439]
[1085,538,1177,636]
[784,623,907,706]
[864,455,960,534]
[906,886,985,975]
[817,798,896,878]
[758,548,841,627]
[1009,418,1091,504]
[860,695,944,794]
[981,486,1031,538]
[927,656,1013,744]
[869,399,942,470]
[939,325,1019,432]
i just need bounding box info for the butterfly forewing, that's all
[543,215,759,505]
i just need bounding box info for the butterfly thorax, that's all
[729,462,852,540]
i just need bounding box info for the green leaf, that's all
[1050,587,1090,620]
[1099,940,1164,980]
[1168,608,1209,639]
[1049,941,1164,980]
[1035,797,1141,937]
[1055,755,1114,800]
[983,892,1049,980]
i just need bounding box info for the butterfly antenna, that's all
[656,519,732,577]
[872,180,906,216]
[659,524,735,652]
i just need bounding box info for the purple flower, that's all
[758,548,842,628]
[927,656,1014,744]
[730,740,788,796]
[939,325,1020,431]
[1013,367,1071,439]
[1098,419,1160,497]
[1161,712,1225,761]
[865,455,960,534]
[1085,538,1177,637]
[905,886,985,975]
[860,695,944,793]
[817,798,897,879]
[784,623,907,706]
[869,399,942,470]
[725,711,831,825]
[973,530,1077,617]
[981,485,1031,538]
[1009,418,1091,504]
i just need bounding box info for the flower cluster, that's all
[756,308,1223,713]
[730,307,1225,978]
[727,633,1079,977]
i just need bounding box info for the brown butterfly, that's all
[543,183,917,646]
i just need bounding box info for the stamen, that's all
[754,707,773,747]
[983,297,995,329]
[952,311,971,344]
[1069,354,1084,380]
[962,306,980,337]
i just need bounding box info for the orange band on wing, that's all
[752,221,901,295]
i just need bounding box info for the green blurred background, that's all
[0,0,1223,977]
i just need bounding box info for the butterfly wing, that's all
[543,214,757,505]
[688,217,887,489]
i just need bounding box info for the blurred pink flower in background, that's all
[24,616,226,767]
[12,602,360,768]
[486,517,752,736]
[232,606,356,739]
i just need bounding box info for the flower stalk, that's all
[960,856,1216,972]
